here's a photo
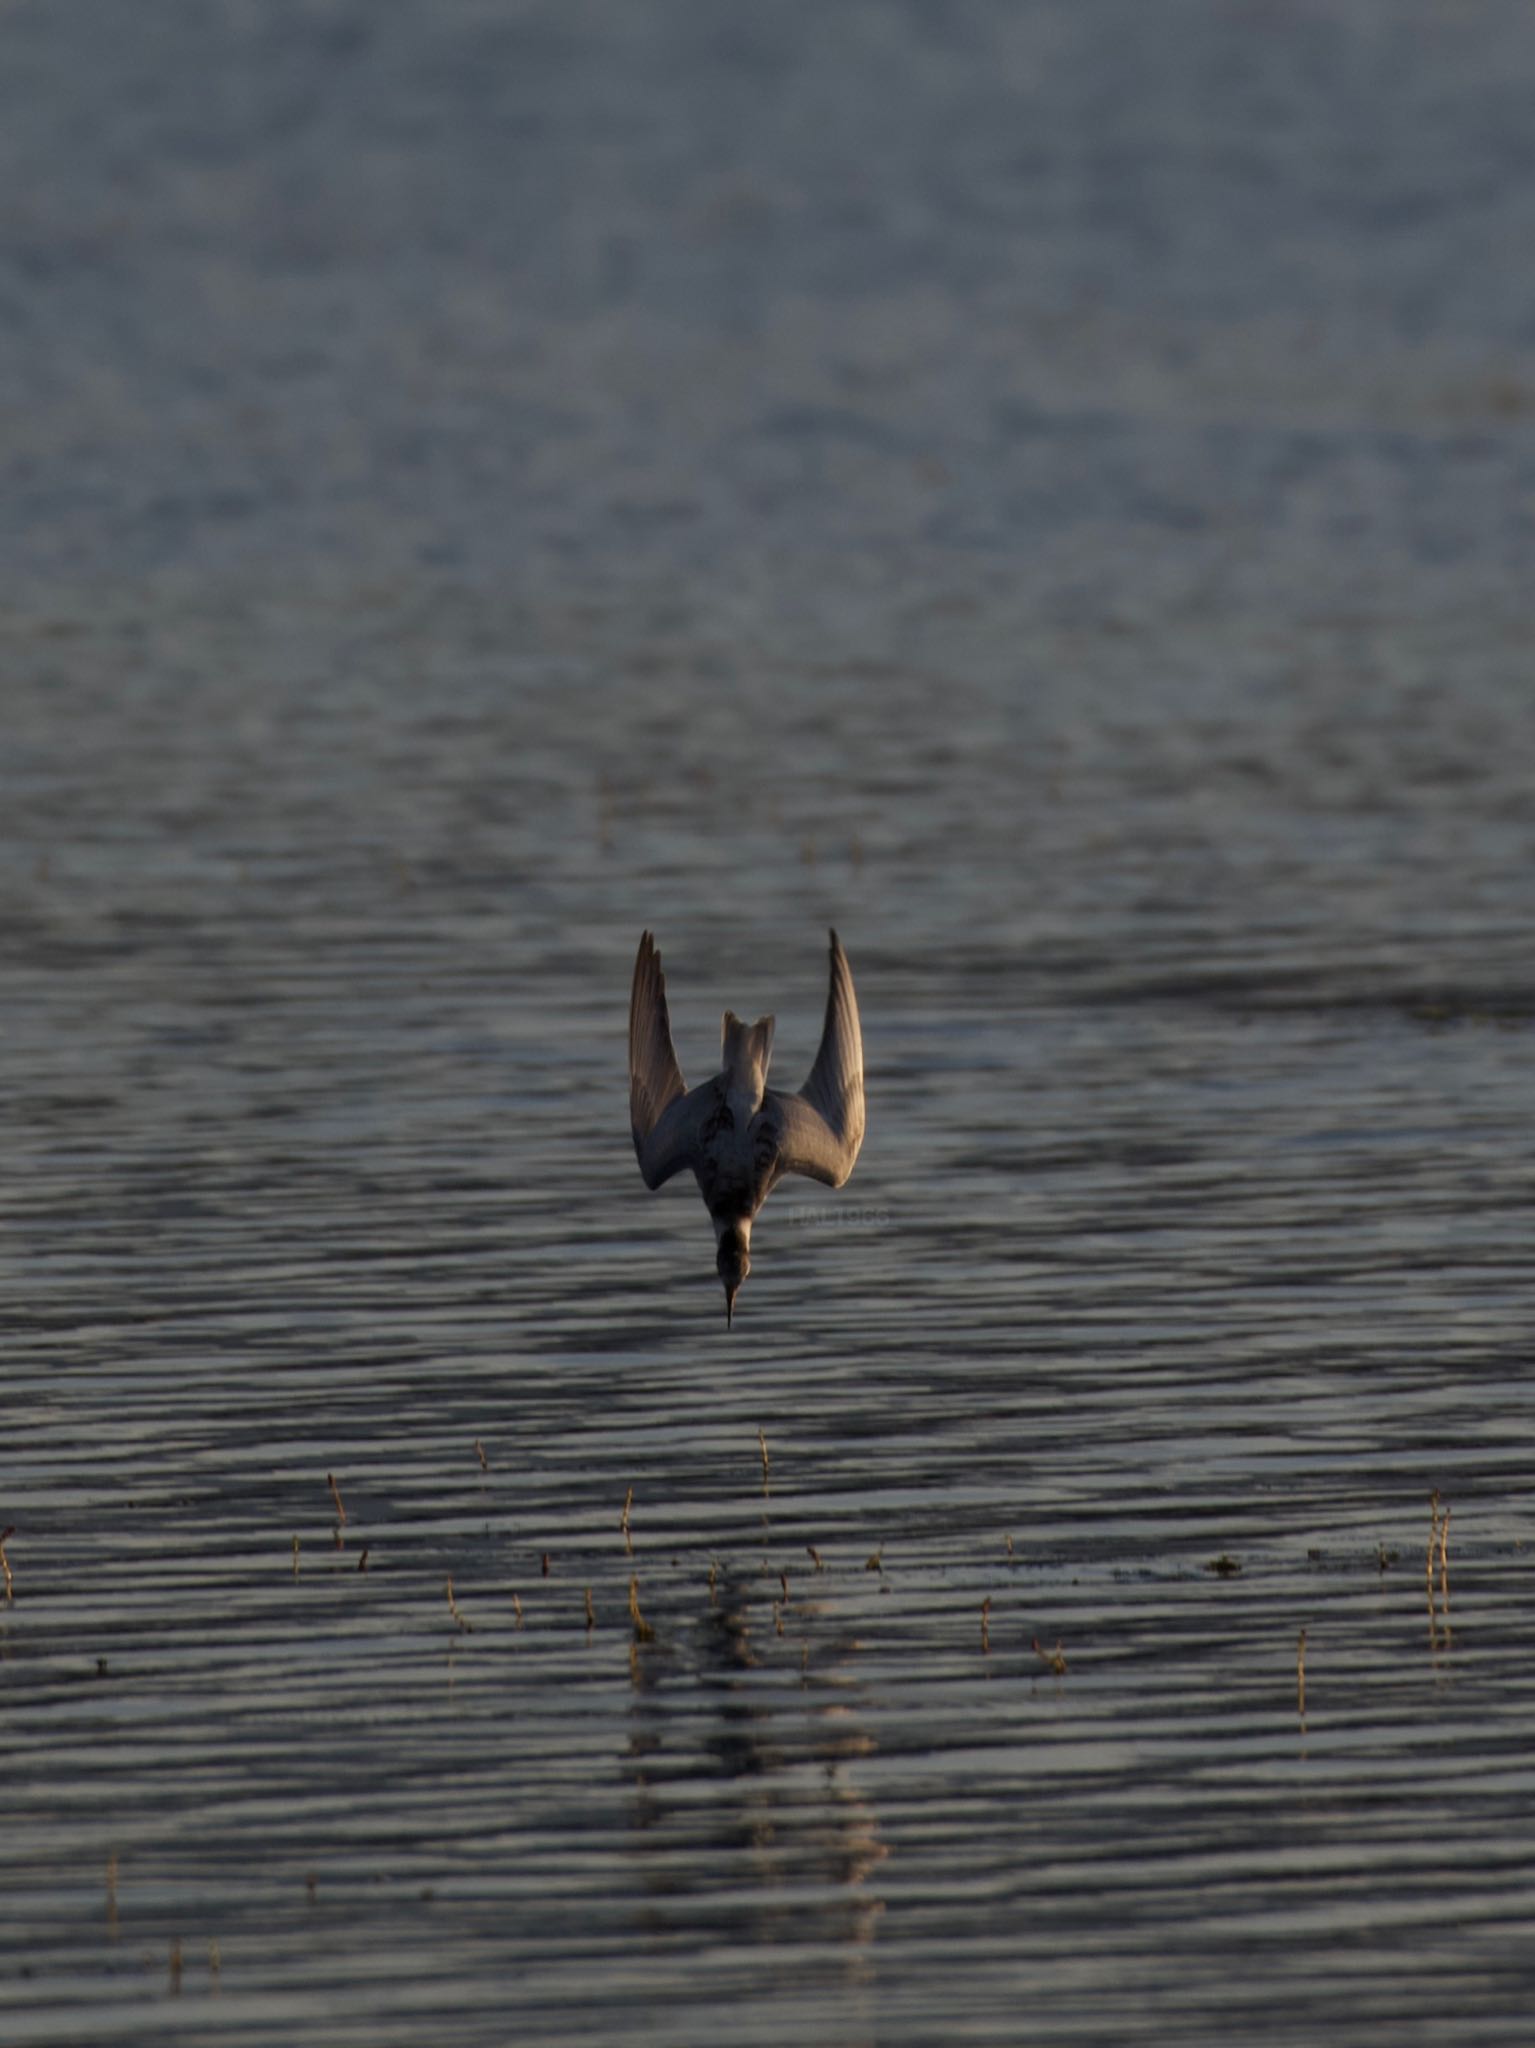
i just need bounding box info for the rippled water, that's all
[5,1,1535,2042]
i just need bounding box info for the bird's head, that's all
[716,1222,752,1328]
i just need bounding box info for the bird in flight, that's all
[628,929,866,1325]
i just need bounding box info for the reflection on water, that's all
[624,1570,886,1965]
[6,0,1535,2042]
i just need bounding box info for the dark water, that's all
[5,2,1535,2042]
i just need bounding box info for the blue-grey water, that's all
[4,2,1535,2042]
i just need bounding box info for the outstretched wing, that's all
[629,931,700,1189]
[760,929,865,1188]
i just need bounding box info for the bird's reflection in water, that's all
[622,1562,886,1974]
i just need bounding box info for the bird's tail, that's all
[721,1011,775,1094]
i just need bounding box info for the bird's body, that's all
[628,929,866,1323]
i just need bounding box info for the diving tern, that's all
[628,929,866,1325]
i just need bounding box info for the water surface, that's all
[4,2,1535,2042]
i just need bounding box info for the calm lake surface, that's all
[4,2,1535,2042]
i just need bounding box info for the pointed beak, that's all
[724,1281,739,1329]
